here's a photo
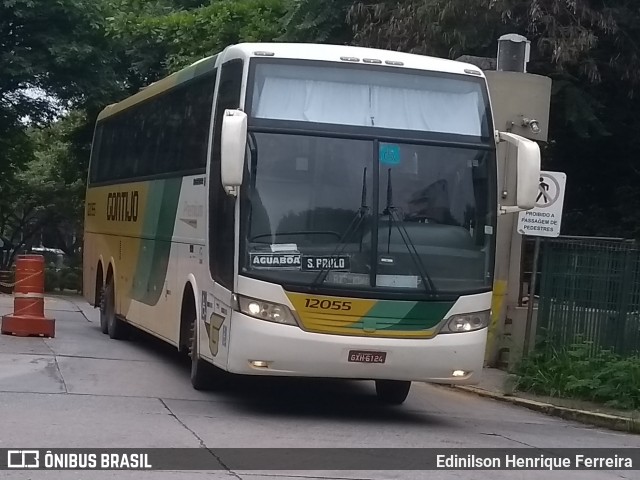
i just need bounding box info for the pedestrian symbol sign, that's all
[535,174,561,207]
[537,178,550,204]
[517,171,566,238]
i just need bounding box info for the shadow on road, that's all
[113,323,445,426]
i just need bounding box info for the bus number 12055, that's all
[304,298,352,311]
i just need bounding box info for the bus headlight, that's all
[236,295,298,326]
[441,310,490,333]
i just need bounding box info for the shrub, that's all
[515,337,640,410]
[63,271,81,293]
[55,266,82,293]
[44,267,59,293]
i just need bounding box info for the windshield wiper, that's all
[311,167,369,287]
[382,168,437,294]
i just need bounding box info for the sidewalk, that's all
[455,367,640,434]
[0,291,96,319]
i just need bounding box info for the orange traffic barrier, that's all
[1,254,55,337]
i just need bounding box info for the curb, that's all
[453,385,640,434]
[61,295,97,324]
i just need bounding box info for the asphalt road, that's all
[0,295,638,480]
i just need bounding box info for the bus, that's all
[83,43,540,405]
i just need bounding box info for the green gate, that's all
[537,237,640,356]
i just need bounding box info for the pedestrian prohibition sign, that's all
[517,171,567,238]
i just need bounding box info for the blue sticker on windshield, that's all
[379,143,400,165]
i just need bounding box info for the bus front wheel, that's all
[375,380,411,405]
[188,320,229,391]
[189,321,211,390]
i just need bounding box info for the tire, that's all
[105,279,128,340]
[375,380,411,405]
[99,285,109,334]
[189,320,211,390]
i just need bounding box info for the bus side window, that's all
[209,59,243,289]
[89,124,104,184]
[183,78,214,171]
[98,121,117,182]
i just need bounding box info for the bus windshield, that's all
[241,133,495,295]
[250,61,490,138]
[240,59,495,297]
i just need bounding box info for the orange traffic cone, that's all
[1,255,55,337]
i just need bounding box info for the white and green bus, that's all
[83,43,539,404]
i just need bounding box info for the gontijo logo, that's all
[106,190,139,222]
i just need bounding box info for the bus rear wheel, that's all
[375,380,411,405]
[104,279,128,340]
[99,285,109,334]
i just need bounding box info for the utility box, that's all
[485,71,552,142]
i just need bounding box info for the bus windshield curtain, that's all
[253,76,483,136]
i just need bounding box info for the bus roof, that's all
[97,55,218,121]
[97,43,485,122]
[227,43,485,77]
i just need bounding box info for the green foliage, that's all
[348,1,640,92]
[44,266,59,293]
[0,113,86,268]
[107,0,288,76]
[515,338,640,410]
[0,0,130,268]
[43,265,82,293]
[348,1,502,58]
[279,0,353,43]
[0,0,125,153]
[58,267,82,293]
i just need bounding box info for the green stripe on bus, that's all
[343,300,454,332]
[366,300,452,331]
[131,178,183,306]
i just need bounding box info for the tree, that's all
[107,0,288,76]
[0,113,86,268]
[3,0,637,249]
[0,0,131,267]
[348,1,502,58]
[0,0,125,132]
[279,0,353,43]
[1,0,297,269]
[347,0,640,238]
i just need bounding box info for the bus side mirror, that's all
[498,131,541,214]
[221,109,247,196]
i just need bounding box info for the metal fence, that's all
[536,237,640,356]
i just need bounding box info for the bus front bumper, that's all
[226,313,486,384]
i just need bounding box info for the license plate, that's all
[348,350,386,364]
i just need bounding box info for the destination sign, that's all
[302,255,351,271]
